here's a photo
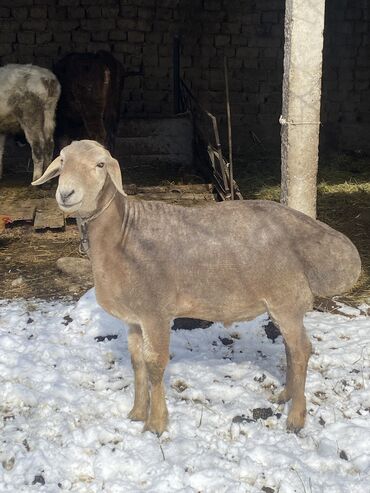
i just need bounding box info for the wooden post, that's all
[280,0,326,218]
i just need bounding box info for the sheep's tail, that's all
[298,222,362,297]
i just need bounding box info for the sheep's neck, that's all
[84,180,131,259]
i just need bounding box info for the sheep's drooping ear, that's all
[107,157,127,196]
[31,156,62,186]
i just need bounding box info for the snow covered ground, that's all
[0,289,369,493]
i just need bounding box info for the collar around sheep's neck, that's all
[78,189,118,255]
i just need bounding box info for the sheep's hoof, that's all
[128,406,148,422]
[142,416,168,436]
[273,388,292,404]
[286,408,306,433]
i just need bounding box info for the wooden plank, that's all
[34,210,65,230]
[0,199,38,222]
[38,197,59,209]
[34,198,65,230]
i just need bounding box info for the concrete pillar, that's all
[280,0,326,218]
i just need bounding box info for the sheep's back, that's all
[234,200,362,297]
[157,199,362,298]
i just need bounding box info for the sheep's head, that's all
[32,140,125,216]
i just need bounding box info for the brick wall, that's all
[0,0,369,158]
[321,0,370,152]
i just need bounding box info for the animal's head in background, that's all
[32,140,126,216]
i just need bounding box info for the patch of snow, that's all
[0,290,369,492]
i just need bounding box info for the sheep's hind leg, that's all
[142,322,170,436]
[274,343,293,404]
[127,324,149,422]
[269,308,312,433]
[19,122,44,182]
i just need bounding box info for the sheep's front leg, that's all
[127,324,149,422]
[142,322,170,436]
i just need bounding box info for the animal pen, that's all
[0,0,369,301]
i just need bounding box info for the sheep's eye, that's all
[60,159,64,168]
[96,162,105,168]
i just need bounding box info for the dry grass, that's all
[235,153,370,305]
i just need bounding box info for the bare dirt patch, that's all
[0,224,91,300]
[0,175,91,300]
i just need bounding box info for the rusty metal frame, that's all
[179,80,242,201]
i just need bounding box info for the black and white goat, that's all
[0,64,60,181]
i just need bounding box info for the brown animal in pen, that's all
[54,51,125,152]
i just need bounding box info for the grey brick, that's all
[58,0,80,5]
[137,7,152,19]
[87,42,111,52]
[128,31,145,43]
[17,43,35,55]
[8,0,33,5]
[36,32,52,44]
[215,34,230,46]
[86,6,102,18]
[231,34,248,46]
[116,18,137,31]
[136,19,152,32]
[102,6,119,18]
[124,76,142,90]
[114,42,141,55]
[72,31,91,43]
[0,7,11,17]
[156,7,173,20]
[22,19,47,31]
[17,31,35,44]
[262,11,279,23]
[125,101,144,114]
[0,32,16,43]
[92,31,108,42]
[48,6,68,20]
[49,19,80,31]
[33,56,52,67]
[120,5,138,18]
[37,44,59,56]
[204,0,221,11]
[0,44,13,56]
[145,32,162,44]
[0,20,20,32]
[144,102,161,114]
[81,0,116,4]
[81,18,115,30]
[30,6,47,18]
[222,22,241,34]
[68,7,86,19]
[109,30,127,41]
[54,32,71,43]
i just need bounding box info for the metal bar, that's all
[179,79,243,200]
[224,57,234,200]
[173,35,181,114]
[207,112,230,195]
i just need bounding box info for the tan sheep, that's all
[33,140,362,435]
